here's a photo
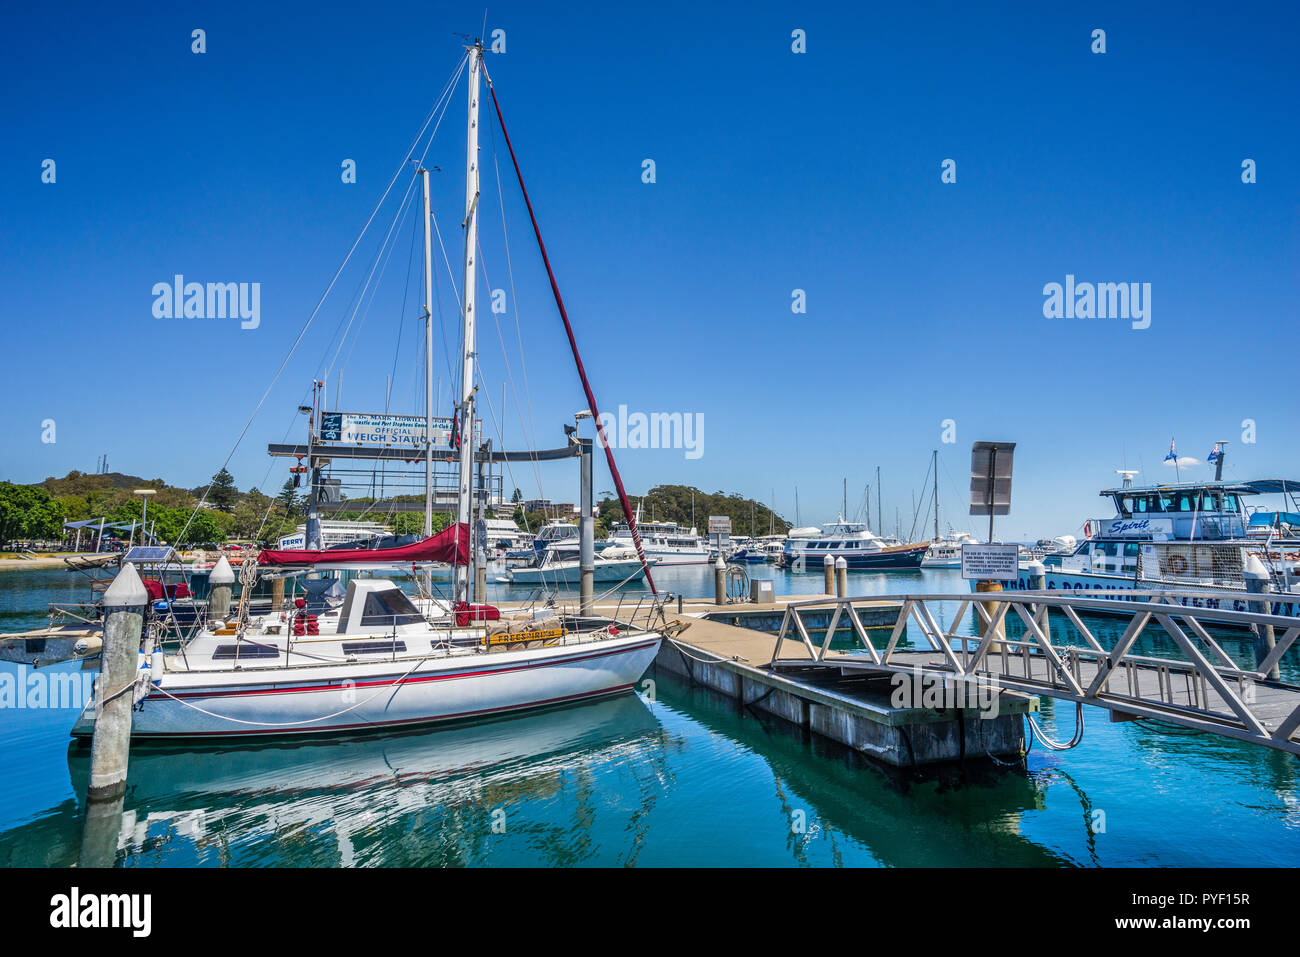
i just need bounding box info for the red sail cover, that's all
[257,523,471,566]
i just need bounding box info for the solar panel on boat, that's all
[122,546,181,564]
[342,641,407,655]
[212,643,281,660]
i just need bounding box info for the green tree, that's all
[0,483,66,545]
[206,468,239,512]
[277,479,301,516]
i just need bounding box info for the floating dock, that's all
[579,594,1037,768]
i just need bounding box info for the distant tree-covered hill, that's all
[596,485,789,537]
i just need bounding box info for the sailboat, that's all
[70,40,664,740]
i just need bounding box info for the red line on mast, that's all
[483,71,657,594]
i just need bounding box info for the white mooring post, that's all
[835,557,848,598]
[823,554,834,596]
[714,555,726,606]
[86,562,147,803]
[1027,560,1050,643]
[209,553,235,621]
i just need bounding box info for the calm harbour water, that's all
[1,564,1297,867]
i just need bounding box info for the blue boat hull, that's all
[783,547,926,570]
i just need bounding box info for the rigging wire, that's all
[482,60,656,593]
[173,52,470,544]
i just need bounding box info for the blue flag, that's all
[1163,439,1178,463]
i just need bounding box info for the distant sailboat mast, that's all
[932,448,939,540]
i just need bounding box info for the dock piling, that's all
[714,555,726,606]
[1027,560,1050,643]
[823,555,834,595]
[835,557,848,598]
[84,562,146,808]
[976,579,1005,652]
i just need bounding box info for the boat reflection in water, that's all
[66,693,668,867]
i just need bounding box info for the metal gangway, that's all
[769,590,1300,755]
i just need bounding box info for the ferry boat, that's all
[605,519,710,565]
[781,521,928,570]
[988,476,1300,624]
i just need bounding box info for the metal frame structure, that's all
[769,589,1300,754]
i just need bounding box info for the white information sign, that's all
[319,411,454,450]
[707,515,732,535]
[961,543,1021,580]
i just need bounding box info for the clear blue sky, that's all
[2,1,1297,539]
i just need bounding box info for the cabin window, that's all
[1117,496,1134,517]
[342,640,407,655]
[359,589,424,627]
[1123,543,1140,557]
[1222,494,1238,511]
[213,643,281,660]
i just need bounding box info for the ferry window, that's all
[826,542,842,549]
[360,589,424,627]
[1158,495,1175,512]
[1222,494,1238,511]
[1134,497,1149,513]
[1123,543,1140,557]
[1177,494,1195,512]
[1118,496,1134,517]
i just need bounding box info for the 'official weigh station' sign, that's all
[960,543,1021,580]
[319,411,454,450]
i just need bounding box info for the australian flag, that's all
[1208,443,1222,463]
[1163,439,1178,463]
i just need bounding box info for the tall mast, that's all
[932,449,939,540]
[456,41,483,602]
[420,168,435,538]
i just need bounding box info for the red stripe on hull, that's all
[151,639,659,702]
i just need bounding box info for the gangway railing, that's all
[770,590,1300,754]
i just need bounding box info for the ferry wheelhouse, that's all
[994,478,1300,623]
[605,520,709,565]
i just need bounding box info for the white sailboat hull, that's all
[71,634,660,739]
